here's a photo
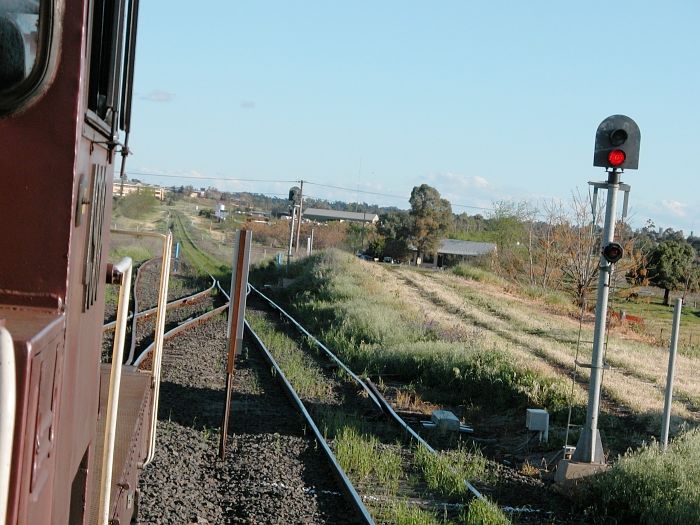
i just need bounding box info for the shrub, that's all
[581,428,700,524]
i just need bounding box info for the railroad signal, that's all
[289,186,301,204]
[602,242,624,264]
[593,115,641,170]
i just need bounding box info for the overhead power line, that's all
[125,171,496,213]
[126,170,297,184]
[303,180,407,201]
[304,180,494,212]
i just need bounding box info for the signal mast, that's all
[560,115,641,477]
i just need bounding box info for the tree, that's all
[408,184,452,259]
[488,200,534,280]
[647,240,696,305]
[377,211,412,260]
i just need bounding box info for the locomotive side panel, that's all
[0,0,144,523]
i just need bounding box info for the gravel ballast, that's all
[137,314,363,524]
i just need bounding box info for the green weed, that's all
[378,500,445,525]
[334,427,402,494]
[581,428,700,524]
[415,445,488,501]
[460,498,510,525]
[247,312,334,400]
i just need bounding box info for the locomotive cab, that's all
[0,1,153,524]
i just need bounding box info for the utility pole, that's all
[287,204,297,270]
[295,180,304,253]
[287,185,301,270]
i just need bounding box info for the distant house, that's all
[410,239,497,268]
[303,208,379,224]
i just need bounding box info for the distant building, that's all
[112,181,166,200]
[303,208,379,224]
[410,239,497,268]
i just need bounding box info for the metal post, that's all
[661,298,683,451]
[99,258,133,525]
[310,228,314,254]
[286,205,297,272]
[573,169,621,464]
[295,180,304,252]
[144,232,173,466]
[220,230,252,459]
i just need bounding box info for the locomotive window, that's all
[0,0,52,114]
[87,0,126,127]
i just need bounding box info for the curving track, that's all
[113,260,371,523]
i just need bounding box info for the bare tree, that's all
[555,190,603,306]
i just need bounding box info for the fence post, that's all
[661,298,683,451]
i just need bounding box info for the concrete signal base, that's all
[554,459,610,494]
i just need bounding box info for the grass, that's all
[452,263,510,289]
[581,427,700,524]
[171,212,230,280]
[111,244,155,263]
[255,250,572,413]
[460,498,510,525]
[246,311,334,400]
[410,268,700,423]
[251,248,700,523]
[610,293,700,350]
[334,426,403,494]
[415,445,489,500]
[113,191,159,220]
[378,501,445,525]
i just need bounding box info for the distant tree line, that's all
[169,181,699,307]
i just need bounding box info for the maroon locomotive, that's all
[0,1,160,524]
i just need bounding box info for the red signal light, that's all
[608,149,626,167]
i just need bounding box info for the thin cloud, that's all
[661,200,687,218]
[140,90,175,103]
[240,100,256,109]
[425,172,490,190]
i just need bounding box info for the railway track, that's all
[113,260,371,523]
[245,286,508,524]
[110,256,569,523]
[102,258,223,364]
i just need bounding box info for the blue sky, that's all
[125,1,700,233]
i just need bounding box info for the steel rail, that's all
[132,303,230,368]
[249,285,382,411]
[102,275,216,331]
[249,285,484,502]
[245,320,375,525]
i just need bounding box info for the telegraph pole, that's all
[295,180,304,253]
[287,186,301,270]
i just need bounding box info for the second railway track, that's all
[246,286,504,525]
